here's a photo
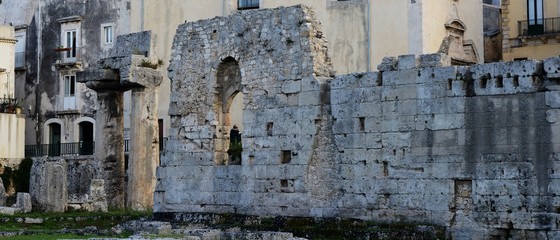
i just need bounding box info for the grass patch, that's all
[1,233,95,240]
[0,210,150,238]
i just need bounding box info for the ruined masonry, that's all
[77,31,163,211]
[155,5,560,239]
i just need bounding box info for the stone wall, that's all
[156,5,560,239]
[30,156,106,212]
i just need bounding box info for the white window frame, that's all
[58,18,81,62]
[62,75,77,110]
[101,23,114,45]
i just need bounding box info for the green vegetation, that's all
[1,158,33,195]
[140,59,163,69]
[0,210,150,239]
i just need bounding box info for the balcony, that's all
[518,17,560,37]
[25,141,95,158]
[54,46,82,68]
[0,98,23,114]
[238,0,259,10]
[15,52,25,69]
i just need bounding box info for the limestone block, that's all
[358,72,381,87]
[330,74,357,89]
[544,57,560,79]
[381,132,411,149]
[0,178,6,206]
[546,109,560,124]
[546,91,560,108]
[330,89,352,105]
[382,69,417,86]
[29,158,67,212]
[428,114,465,130]
[397,54,418,70]
[377,56,397,72]
[16,193,31,213]
[88,179,108,212]
[301,76,321,91]
[381,85,418,101]
[418,53,451,68]
[0,207,20,215]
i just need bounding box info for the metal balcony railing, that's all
[518,17,560,37]
[238,0,259,9]
[55,46,82,63]
[25,141,95,158]
[15,52,25,69]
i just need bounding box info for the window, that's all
[64,75,76,97]
[102,24,113,44]
[14,33,25,69]
[63,75,76,110]
[238,0,259,9]
[527,0,544,35]
[64,29,77,58]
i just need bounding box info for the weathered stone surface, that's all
[29,158,67,212]
[87,179,108,212]
[0,207,20,215]
[0,178,6,206]
[79,31,163,211]
[15,193,31,213]
[155,4,560,239]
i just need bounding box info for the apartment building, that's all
[502,0,560,61]
[0,0,130,156]
[0,25,24,165]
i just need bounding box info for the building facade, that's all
[502,0,560,61]
[0,0,130,154]
[0,25,25,165]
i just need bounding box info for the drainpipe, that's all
[140,0,145,31]
[35,0,42,144]
[222,0,226,16]
[366,0,371,72]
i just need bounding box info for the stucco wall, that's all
[0,26,15,98]
[0,113,25,160]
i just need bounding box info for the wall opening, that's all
[78,121,94,155]
[214,57,244,165]
[48,123,61,156]
[266,122,274,136]
[281,150,292,164]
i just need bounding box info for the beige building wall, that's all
[503,0,560,61]
[0,114,25,161]
[0,26,24,161]
[131,0,484,137]
[0,26,16,98]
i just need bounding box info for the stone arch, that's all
[75,117,95,155]
[43,118,64,144]
[213,56,244,165]
[44,118,64,156]
[73,117,95,142]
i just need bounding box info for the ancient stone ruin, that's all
[29,31,163,212]
[155,5,560,239]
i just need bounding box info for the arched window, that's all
[48,122,61,156]
[214,57,244,165]
[78,121,94,155]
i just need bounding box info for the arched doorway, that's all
[48,123,61,156]
[78,121,94,155]
[214,57,244,165]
